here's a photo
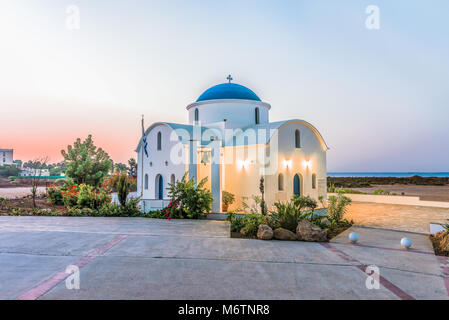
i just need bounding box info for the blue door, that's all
[293,174,301,196]
[158,176,164,200]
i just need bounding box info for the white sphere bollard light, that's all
[348,232,359,244]
[401,237,412,249]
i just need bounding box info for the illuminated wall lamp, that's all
[238,159,250,170]
[304,160,312,169]
[282,159,292,169]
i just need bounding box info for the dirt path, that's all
[0,187,46,199]
[346,202,449,234]
[353,185,449,202]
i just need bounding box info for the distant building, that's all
[0,149,14,166]
[20,168,51,177]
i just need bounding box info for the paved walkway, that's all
[346,202,449,234]
[0,216,448,300]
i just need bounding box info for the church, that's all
[136,76,328,213]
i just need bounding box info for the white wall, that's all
[137,124,187,201]
[223,120,327,211]
[187,100,270,128]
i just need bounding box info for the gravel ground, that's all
[0,187,46,199]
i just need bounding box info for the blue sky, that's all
[1,0,448,171]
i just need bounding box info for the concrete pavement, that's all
[0,216,448,299]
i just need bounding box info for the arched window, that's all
[295,130,301,148]
[278,173,284,191]
[144,174,149,190]
[255,107,260,125]
[194,108,199,124]
[170,174,175,185]
[312,174,317,189]
[157,132,162,151]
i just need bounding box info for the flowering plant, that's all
[61,184,80,207]
[162,198,181,220]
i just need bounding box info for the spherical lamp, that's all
[348,232,359,244]
[401,237,412,249]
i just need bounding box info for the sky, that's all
[0,0,448,172]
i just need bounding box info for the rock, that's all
[257,224,273,240]
[437,231,449,252]
[296,219,328,242]
[321,218,332,227]
[273,228,297,241]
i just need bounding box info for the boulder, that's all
[436,231,449,252]
[296,219,328,242]
[257,224,273,240]
[273,228,297,241]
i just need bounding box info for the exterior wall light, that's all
[304,160,312,169]
[282,159,292,169]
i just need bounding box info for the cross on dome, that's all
[226,74,233,83]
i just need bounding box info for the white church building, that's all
[136,77,328,213]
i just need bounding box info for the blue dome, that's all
[196,83,261,102]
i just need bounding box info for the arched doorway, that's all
[155,175,164,200]
[293,174,302,196]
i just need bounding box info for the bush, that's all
[222,191,235,212]
[97,198,141,217]
[167,174,213,219]
[373,189,391,195]
[327,194,352,223]
[77,184,111,210]
[142,209,166,219]
[291,195,318,212]
[0,165,20,177]
[271,202,302,232]
[116,173,131,207]
[46,185,65,205]
[240,214,267,237]
[61,184,80,207]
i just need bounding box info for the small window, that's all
[255,107,260,125]
[295,130,301,148]
[194,108,199,124]
[312,174,317,189]
[144,174,149,190]
[171,174,176,185]
[278,173,284,191]
[157,132,162,151]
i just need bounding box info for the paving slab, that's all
[0,217,447,300]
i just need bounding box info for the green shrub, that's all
[373,189,391,195]
[327,194,352,223]
[240,214,267,237]
[222,191,235,212]
[77,184,111,210]
[271,202,302,232]
[230,215,247,233]
[291,195,318,212]
[46,185,65,205]
[116,173,131,207]
[142,209,166,219]
[167,173,213,219]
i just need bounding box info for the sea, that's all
[327,172,449,178]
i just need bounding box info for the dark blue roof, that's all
[196,83,261,102]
